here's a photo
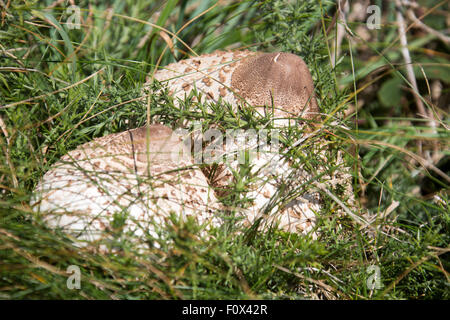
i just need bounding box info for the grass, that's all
[0,0,449,299]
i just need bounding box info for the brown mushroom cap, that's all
[128,124,188,164]
[231,52,318,119]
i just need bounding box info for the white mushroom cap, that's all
[149,50,319,120]
[32,124,221,247]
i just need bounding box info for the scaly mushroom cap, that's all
[32,124,221,245]
[148,50,319,120]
